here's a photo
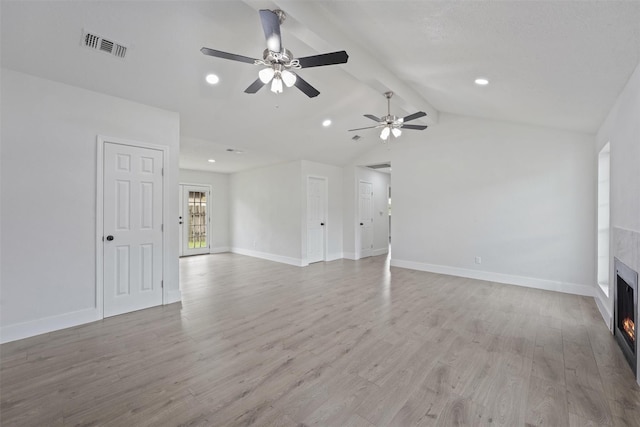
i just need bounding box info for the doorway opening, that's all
[361,162,391,259]
[179,184,211,257]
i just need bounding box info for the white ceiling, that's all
[2,1,640,173]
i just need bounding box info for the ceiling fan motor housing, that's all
[262,49,300,68]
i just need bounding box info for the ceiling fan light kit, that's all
[349,91,428,142]
[201,9,348,98]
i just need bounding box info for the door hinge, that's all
[161,168,164,176]
[161,224,164,231]
[161,280,164,288]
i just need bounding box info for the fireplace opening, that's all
[618,275,636,349]
[614,258,638,375]
[623,317,635,343]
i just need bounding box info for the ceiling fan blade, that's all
[364,114,381,122]
[201,47,257,64]
[259,9,282,53]
[401,124,428,130]
[293,75,320,98]
[402,111,427,122]
[348,125,381,132]
[244,78,266,94]
[297,51,349,68]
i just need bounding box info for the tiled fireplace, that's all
[612,227,640,385]
[614,257,637,374]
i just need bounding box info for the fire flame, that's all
[622,317,635,342]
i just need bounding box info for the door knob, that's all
[106,235,114,241]
[360,223,363,226]
[320,222,325,226]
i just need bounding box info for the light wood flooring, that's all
[1,253,639,426]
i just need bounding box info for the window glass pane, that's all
[188,191,207,249]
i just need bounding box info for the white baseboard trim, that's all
[165,289,182,305]
[390,259,595,297]
[210,246,230,254]
[0,307,100,344]
[594,292,613,331]
[372,247,389,256]
[343,252,357,260]
[326,252,344,262]
[231,247,305,267]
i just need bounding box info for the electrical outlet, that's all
[475,256,482,264]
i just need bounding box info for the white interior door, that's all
[181,185,210,256]
[103,142,163,317]
[307,177,326,264]
[359,180,374,258]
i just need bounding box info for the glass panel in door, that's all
[188,191,207,249]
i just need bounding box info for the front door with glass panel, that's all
[180,185,210,256]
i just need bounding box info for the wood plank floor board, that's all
[565,381,614,426]
[298,374,374,426]
[569,412,610,427]
[434,394,493,426]
[524,374,570,427]
[534,326,564,362]
[608,398,640,427]
[2,253,639,426]
[387,381,452,426]
[531,347,566,385]
[563,340,606,392]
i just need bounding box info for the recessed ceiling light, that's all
[205,74,219,85]
[207,159,216,163]
[474,78,489,86]
[322,119,332,127]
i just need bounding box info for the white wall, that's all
[595,60,640,385]
[301,160,344,261]
[0,69,180,342]
[229,160,344,266]
[597,61,640,234]
[363,113,596,295]
[179,169,230,252]
[229,160,304,265]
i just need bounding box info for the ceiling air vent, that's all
[82,31,128,58]
[351,135,362,141]
[367,163,391,170]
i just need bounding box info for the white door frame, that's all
[306,175,328,264]
[179,183,212,256]
[96,135,169,319]
[387,184,391,246]
[357,179,374,260]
